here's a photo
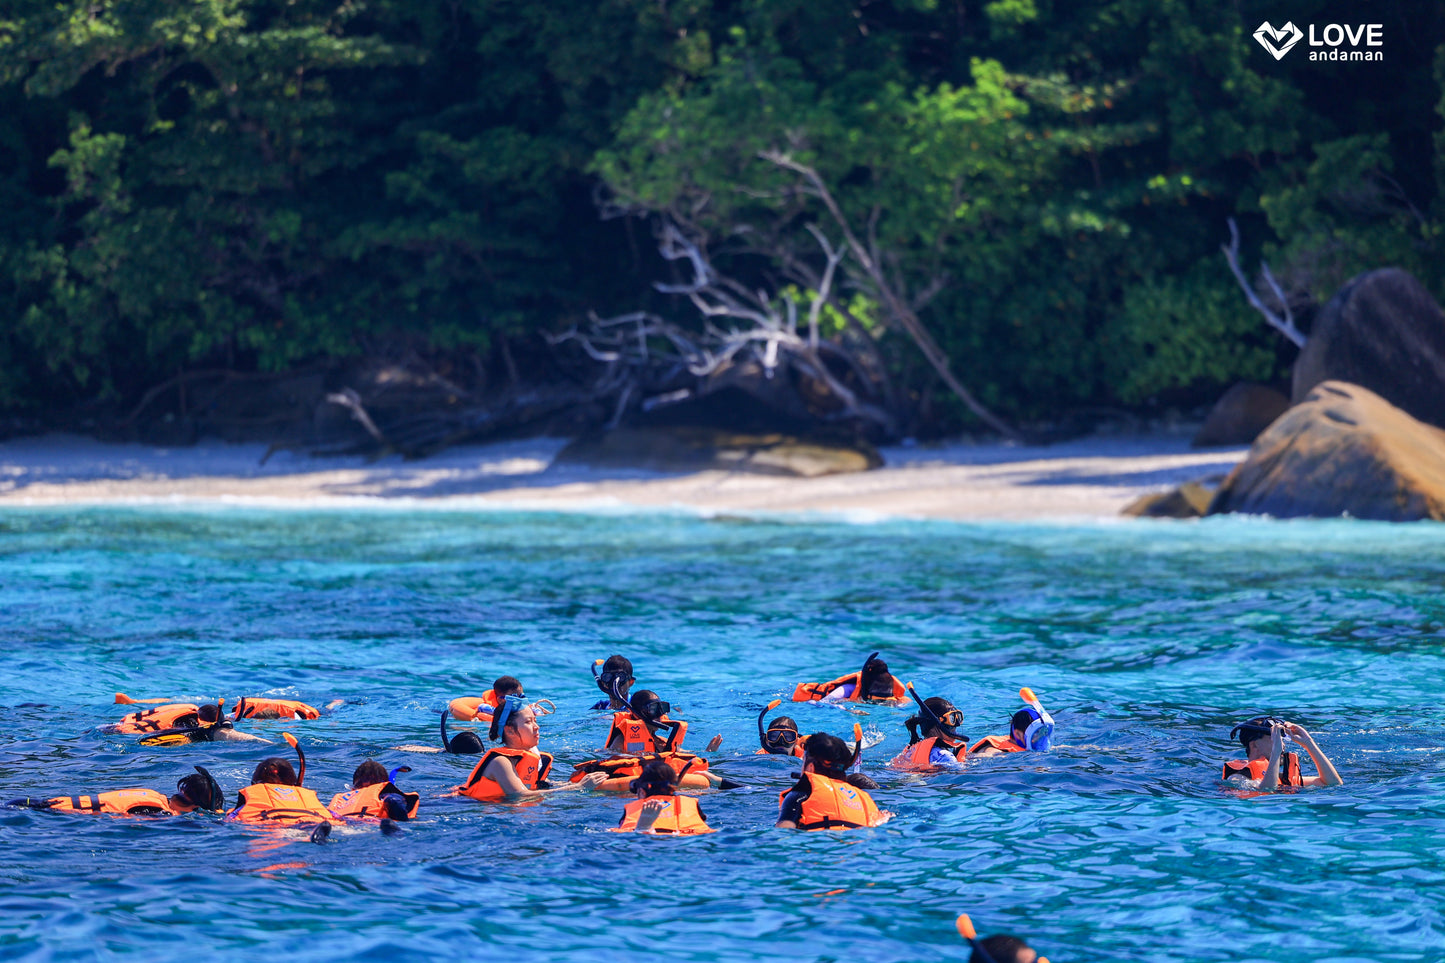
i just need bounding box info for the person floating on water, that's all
[448,676,524,721]
[233,696,324,721]
[591,655,635,710]
[956,914,1045,963]
[614,759,715,835]
[103,699,222,734]
[1224,716,1344,791]
[792,652,907,705]
[457,696,605,799]
[225,735,336,841]
[776,732,890,830]
[605,689,723,756]
[890,685,968,770]
[7,765,225,817]
[756,700,806,756]
[970,688,1055,757]
[329,760,420,822]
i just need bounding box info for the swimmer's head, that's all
[597,655,634,701]
[251,757,297,786]
[972,935,1036,963]
[175,765,224,811]
[1012,706,1054,750]
[352,759,388,789]
[764,715,800,753]
[492,676,523,700]
[629,689,670,724]
[1231,716,1282,751]
[629,759,679,798]
[803,732,853,778]
[860,654,894,700]
[440,710,485,754]
[198,703,223,725]
[907,696,963,745]
[489,696,537,747]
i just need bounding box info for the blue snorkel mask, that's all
[489,694,528,741]
[1015,688,1055,750]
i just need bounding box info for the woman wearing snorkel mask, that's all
[458,697,606,800]
[970,690,1056,757]
[1224,716,1343,791]
[890,690,968,770]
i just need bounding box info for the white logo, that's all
[1254,20,1304,59]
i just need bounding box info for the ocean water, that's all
[1,507,1443,962]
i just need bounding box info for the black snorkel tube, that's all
[282,732,306,785]
[955,915,1000,963]
[757,699,781,752]
[905,682,960,745]
[439,709,451,751]
[189,765,225,811]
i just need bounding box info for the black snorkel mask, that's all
[1231,716,1285,749]
[757,699,800,754]
[906,683,962,743]
[181,765,225,811]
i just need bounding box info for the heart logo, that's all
[1254,20,1304,60]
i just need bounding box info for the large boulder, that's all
[1292,268,1445,429]
[1192,382,1290,447]
[557,427,881,477]
[1208,381,1445,521]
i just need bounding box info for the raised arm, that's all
[1286,722,1344,788]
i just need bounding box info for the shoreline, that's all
[0,432,1246,521]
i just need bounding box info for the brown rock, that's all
[1191,383,1290,447]
[1122,481,1217,518]
[1208,381,1445,521]
[557,428,881,478]
[1292,268,1445,429]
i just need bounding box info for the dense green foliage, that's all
[1,0,1441,430]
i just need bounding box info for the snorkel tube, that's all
[757,699,781,752]
[1018,687,1056,751]
[955,916,999,963]
[188,765,225,811]
[851,723,863,767]
[282,732,306,785]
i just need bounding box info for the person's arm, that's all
[929,746,967,770]
[483,757,604,797]
[1286,722,1343,787]
[775,777,809,829]
[1258,726,1284,792]
[633,799,668,833]
[822,684,853,703]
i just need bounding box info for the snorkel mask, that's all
[1016,688,1055,751]
[1230,715,1285,749]
[180,765,225,811]
[489,694,528,742]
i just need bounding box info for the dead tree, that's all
[1222,217,1308,348]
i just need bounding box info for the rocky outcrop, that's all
[1292,268,1445,429]
[1192,383,1290,447]
[557,428,882,477]
[1122,480,1219,518]
[1208,381,1445,521]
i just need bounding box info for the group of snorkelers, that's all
[9,650,1343,844]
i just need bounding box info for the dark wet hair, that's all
[860,656,895,699]
[630,759,679,797]
[1011,709,1035,734]
[493,676,523,698]
[176,766,224,811]
[906,696,960,744]
[972,935,1031,963]
[1232,716,1281,749]
[440,710,485,754]
[804,732,853,777]
[598,655,634,699]
[352,760,388,789]
[251,757,297,786]
[629,689,666,722]
[198,703,223,725]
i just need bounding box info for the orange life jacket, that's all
[755,738,807,758]
[1223,753,1303,787]
[46,789,176,816]
[968,734,1026,754]
[226,783,335,826]
[569,750,710,784]
[608,712,687,754]
[234,698,321,720]
[790,673,907,703]
[110,703,201,734]
[892,736,965,770]
[778,772,887,831]
[458,746,554,800]
[616,795,713,835]
[328,782,421,820]
[449,692,501,720]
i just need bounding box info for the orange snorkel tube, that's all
[282,732,305,785]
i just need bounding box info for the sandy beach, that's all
[0,432,1245,520]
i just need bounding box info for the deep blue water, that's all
[2,508,1444,962]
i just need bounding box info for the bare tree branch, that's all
[1221,218,1307,349]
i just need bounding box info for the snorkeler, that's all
[956,915,1044,963]
[102,700,217,734]
[7,766,224,817]
[1224,716,1343,791]
[590,655,635,710]
[791,652,907,704]
[776,732,889,830]
[448,675,525,721]
[329,760,419,821]
[457,696,605,800]
[970,688,1055,757]
[606,689,688,755]
[439,709,486,754]
[890,685,967,770]
[614,759,715,835]
[225,734,336,838]
[757,701,806,756]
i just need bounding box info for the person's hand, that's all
[1269,723,1284,758]
[1282,721,1310,741]
[635,798,667,833]
[578,772,607,790]
[705,734,723,752]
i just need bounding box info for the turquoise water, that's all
[2,508,1445,962]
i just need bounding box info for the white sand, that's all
[0,432,1245,521]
